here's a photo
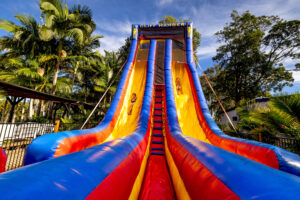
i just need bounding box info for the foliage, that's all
[0,0,116,123]
[237,93,300,139]
[203,10,298,114]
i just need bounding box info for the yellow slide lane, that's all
[171,62,211,144]
[104,60,147,141]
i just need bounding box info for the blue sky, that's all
[0,0,299,93]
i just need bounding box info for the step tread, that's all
[153,127,163,130]
[154,120,163,123]
[151,152,164,155]
[152,147,164,151]
[153,134,163,137]
[152,141,164,144]
[154,108,162,111]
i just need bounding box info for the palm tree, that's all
[237,94,300,139]
[39,0,98,95]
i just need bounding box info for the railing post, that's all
[88,121,92,129]
[258,132,262,142]
[54,120,60,133]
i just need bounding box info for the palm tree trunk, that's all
[27,98,34,120]
[11,102,18,123]
[71,62,79,92]
[20,98,26,122]
[51,61,60,95]
[4,104,11,123]
[1,99,8,122]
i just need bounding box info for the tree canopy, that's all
[202,10,299,115]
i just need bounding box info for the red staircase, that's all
[138,85,175,200]
[151,85,164,156]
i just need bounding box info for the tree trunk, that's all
[20,98,26,122]
[4,104,11,123]
[51,61,60,95]
[1,99,8,122]
[27,98,34,120]
[11,102,18,123]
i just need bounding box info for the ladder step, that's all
[153,134,163,137]
[152,141,163,144]
[152,147,163,151]
[154,120,163,123]
[153,127,162,130]
[154,108,162,111]
[155,95,162,98]
[156,101,162,104]
[151,152,164,155]
[154,114,162,116]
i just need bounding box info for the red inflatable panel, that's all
[139,155,175,200]
[0,148,6,173]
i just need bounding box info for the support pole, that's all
[54,120,60,133]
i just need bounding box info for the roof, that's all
[0,80,95,108]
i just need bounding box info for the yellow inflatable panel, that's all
[105,60,147,141]
[171,62,211,144]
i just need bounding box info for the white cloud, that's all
[96,20,132,35]
[98,34,127,54]
[196,42,218,60]
[155,0,174,7]
[292,71,300,83]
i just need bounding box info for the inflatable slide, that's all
[0,23,299,200]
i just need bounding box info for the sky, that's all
[0,0,299,93]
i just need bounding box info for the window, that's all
[232,116,238,121]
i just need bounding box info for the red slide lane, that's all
[138,85,175,200]
[139,156,175,200]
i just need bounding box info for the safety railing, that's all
[0,121,99,171]
[0,123,55,171]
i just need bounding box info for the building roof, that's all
[0,80,95,108]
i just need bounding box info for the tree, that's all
[207,10,298,108]
[159,15,201,52]
[39,0,98,95]
[237,94,300,140]
[118,37,131,64]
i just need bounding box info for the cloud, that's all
[292,71,300,82]
[96,20,132,35]
[196,42,218,60]
[155,0,174,7]
[97,34,127,54]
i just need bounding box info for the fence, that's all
[0,123,55,171]
[227,132,300,154]
[0,121,99,171]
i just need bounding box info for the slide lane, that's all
[0,39,157,200]
[164,38,300,200]
[24,38,148,165]
[171,62,210,143]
